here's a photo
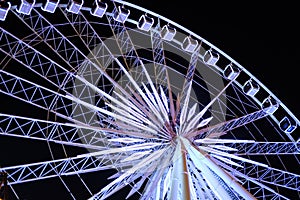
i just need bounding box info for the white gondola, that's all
[243,79,260,97]
[66,0,83,14]
[181,36,198,53]
[203,49,219,66]
[161,25,176,41]
[16,0,36,15]
[223,63,240,80]
[261,96,279,114]
[113,6,130,23]
[279,116,297,134]
[90,0,107,18]
[0,1,10,21]
[41,0,59,13]
[137,15,154,31]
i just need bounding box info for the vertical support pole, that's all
[0,172,8,200]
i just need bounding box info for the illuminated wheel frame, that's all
[0,1,299,199]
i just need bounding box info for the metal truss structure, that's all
[0,0,299,199]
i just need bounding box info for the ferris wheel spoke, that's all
[0,70,72,116]
[125,173,151,199]
[66,93,160,136]
[112,89,162,127]
[183,76,238,137]
[227,141,299,155]
[137,173,160,200]
[0,154,109,185]
[105,6,154,86]
[89,146,172,199]
[200,145,269,168]
[74,74,162,134]
[113,58,168,127]
[89,147,168,200]
[140,147,177,200]
[54,8,129,89]
[103,147,172,200]
[150,21,177,124]
[0,70,153,139]
[190,105,277,139]
[0,26,98,123]
[0,64,159,139]
[48,8,139,111]
[178,46,201,127]
[220,155,300,191]
[0,27,73,88]
[0,113,149,150]
[106,8,134,61]
[150,20,168,85]
[81,59,166,133]
[148,19,176,124]
[0,113,97,149]
[215,160,291,200]
[138,60,170,122]
[194,139,299,155]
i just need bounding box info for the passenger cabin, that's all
[243,79,260,97]
[0,1,11,21]
[279,116,297,134]
[223,64,240,80]
[137,15,154,31]
[113,6,130,23]
[41,0,59,13]
[90,0,107,18]
[161,25,176,41]
[203,49,219,66]
[261,96,279,114]
[16,0,36,15]
[181,36,198,53]
[66,0,83,14]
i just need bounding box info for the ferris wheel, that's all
[0,0,299,199]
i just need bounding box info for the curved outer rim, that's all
[7,1,299,133]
